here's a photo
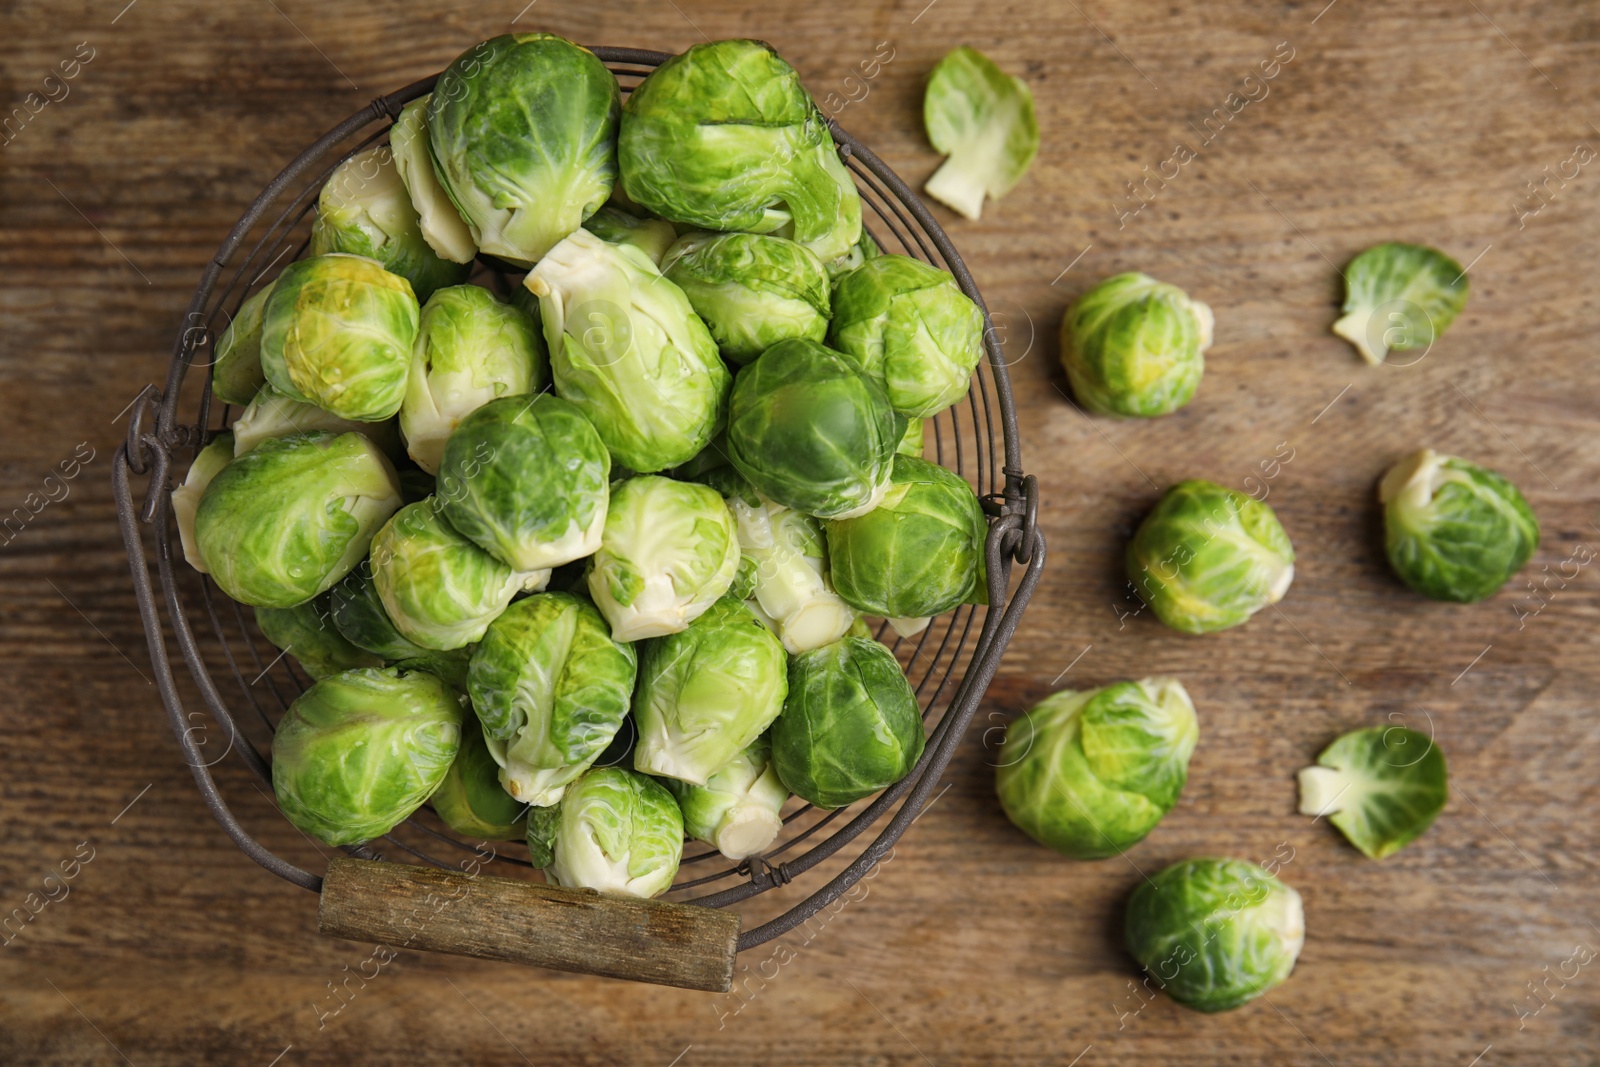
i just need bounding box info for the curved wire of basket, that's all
[112,46,1045,953]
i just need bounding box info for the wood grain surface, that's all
[2,0,1598,1063]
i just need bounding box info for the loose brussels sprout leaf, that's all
[327,567,432,660]
[922,47,1038,220]
[618,39,862,262]
[664,735,788,860]
[829,255,984,419]
[1380,449,1538,603]
[437,394,610,571]
[212,287,271,406]
[196,431,401,608]
[428,33,620,266]
[526,228,729,472]
[431,718,529,840]
[583,204,678,266]
[826,455,985,618]
[1124,857,1304,1012]
[585,475,740,641]
[537,767,684,898]
[172,432,235,574]
[995,678,1198,859]
[399,284,546,474]
[1332,242,1468,364]
[895,416,924,458]
[272,667,463,846]
[389,95,477,264]
[661,231,831,365]
[1062,272,1213,418]
[770,636,925,809]
[255,594,383,680]
[1127,480,1295,634]
[824,229,881,280]
[1298,725,1448,860]
[259,253,419,422]
[231,384,402,458]
[370,498,549,651]
[468,592,637,806]
[633,597,789,786]
[726,338,901,519]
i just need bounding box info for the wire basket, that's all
[113,45,1045,992]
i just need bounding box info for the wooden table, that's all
[3,0,1596,1062]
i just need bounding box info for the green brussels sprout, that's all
[895,416,924,458]
[1126,480,1295,634]
[398,284,545,474]
[327,568,432,660]
[660,231,831,364]
[532,766,683,898]
[272,667,464,845]
[468,593,637,806]
[391,647,475,693]
[632,597,789,785]
[770,636,925,809]
[586,475,741,641]
[1299,724,1448,860]
[828,255,984,419]
[370,499,549,651]
[922,47,1038,220]
[231,384,401,458]
[726,338,901,519]
[1332,242,1468,364]
[388,95,477,264]
[1380,448,1538,603]
[618,39,862,263]
[173,432,235,574]
[195,431,401,608]
[259,253,420,422]
[526,227,729,472]
[824,229,881,280]
[431,718,529,840]
[427,33,620,266]
[310,145,470,303]
[825,455,986,618]
[1125,857,1304,1012]
[1062,273,1212,418]
[436,394,611,571]
[664,736,788,860]
[583,204,678,266]
[672,430,732,481]
[994,678,1198,859]
[212,287,271,406]
[255,594,383,680]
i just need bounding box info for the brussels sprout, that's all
[468,593,637,805]
[259,253,419,422]
[428,34,620,266]
[995,678,1198,859]
[895,416,924,458]
[1124,858,1304,1012]
[665,736,788,860]
[586,475,741,641]
[829,255,984,419]
[398,284,545,474]
[824,229,881,280]
[437,394,610,571]
[310,145,470,303]
[196,431,401,608]
[922,47,1038,220]
[618,39,862,262]
[370,499,549,651]
[1380,448,1538,603]
[525,228,729,472]
[172,432,235,574]
[770,636,925,809]
[672,430,732,481]
[212,287,271,406]
[661,231,831,364]
[231,384,401,458]
[632,597,789,786]
[391,647,475,693]
[388,95,477,264]
[431,718,529,840]
[726,338,900,519]
[1062,273,1212,418]
[272,667,464,845]
[583,204,678,266]
[1126,480,1295,634]
[255,594,383,680]
[1299,725,1448,860]
[533,766,683,898]
[327,568,431,660]
[1332,242,1468,365]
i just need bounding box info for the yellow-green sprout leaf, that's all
[231,384,401,458]
[212,287,271,406]
[1062,272,1212,417]
[583,204,678,266]
[1332,242,1468,364]
[389,95,477,265]
[172,432,234,574]
[1298,725,1447,860]
[922,47,1038,220]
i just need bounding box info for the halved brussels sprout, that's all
[1299,724,1448,859]
[272,666,463,845]
[922,47,1038,220]
[1380,449,1538,603]
[388,95,477,265]
[726,338,901,519]
[530,766,683,898]
[995,678,1198,859]
[1062,273,1212,418]
[1127,480,1295,634]
[327,568,431,660]
[231,384,401,458]
[661,231,831,364]
[468,592,637,806]
[431,718,529,840]
[195,431,401,608]
[173,432,235,574]
[526,227,728,472]
[212,287,271,406]
[255,594,383,680]
[1125,857,1304,1012]
[583,204,677,266]
[1333,242,1468,364]
[665,735,788,861]
[428,33,620,266]
[632,597,789,786]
